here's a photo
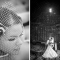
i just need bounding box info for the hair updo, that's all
[0,7,23,37]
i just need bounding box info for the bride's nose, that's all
[15,38,23,46]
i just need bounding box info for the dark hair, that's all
[0,7,23,36]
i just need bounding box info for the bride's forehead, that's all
[6,24,23,33]
[10,24,22,30]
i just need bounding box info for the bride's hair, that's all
[0,7,23,36]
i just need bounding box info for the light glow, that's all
[49,8,53,13]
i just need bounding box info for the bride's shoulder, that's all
[0,54,9,60]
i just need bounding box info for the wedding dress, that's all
[42,45,58,58]
[42,37,58,58]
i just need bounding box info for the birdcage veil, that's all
[0,7,23,37]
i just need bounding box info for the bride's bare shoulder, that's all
[0,56,10,60]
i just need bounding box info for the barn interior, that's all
[31,6,60,60]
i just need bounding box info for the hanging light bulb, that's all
[49,8,53,13]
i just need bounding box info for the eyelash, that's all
[8,38,15,41]
[19,33,23,37]
[8,33,23,41]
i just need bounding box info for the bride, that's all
[42,36,58,59]
[0,7,29,60]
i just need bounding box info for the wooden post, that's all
[55,43,57,51]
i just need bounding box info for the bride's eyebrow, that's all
[10,36,18,37]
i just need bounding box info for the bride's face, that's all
[13,42,29,60]
[0,24,25,55]
[20,42,29,60]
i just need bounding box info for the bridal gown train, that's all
[42,45,58,58]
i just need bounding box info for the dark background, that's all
[30,0,60,43]
[31,0,60,22]
[30,1,60,60]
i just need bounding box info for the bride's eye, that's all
[8,38,15,41]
